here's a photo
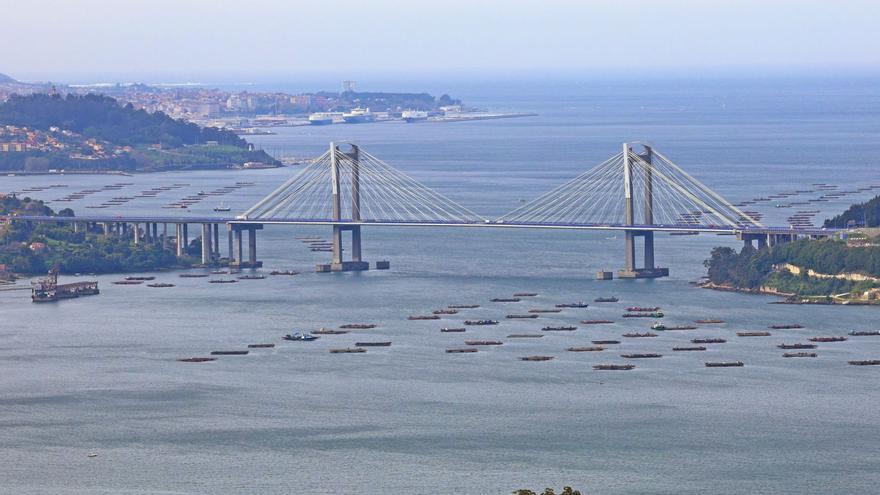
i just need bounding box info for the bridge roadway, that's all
[5,214,840,236]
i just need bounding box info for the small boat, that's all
[448,304,480,309]
[529,308,562,313]
[355,342,392,347]
[491,298,521,303]
[594,297,619,303]
[627,306,660,312]
[508,334,544,338]
[125,276,155,281]
[621,353,662,359]
[464,340,503,346]
[542,325,577,331]
[213,203,231,212]
[737,331,772,337]
[695,319,725,324]
[269,270,300,276]
[623,332,657,338]
[210,350,249,355]
[692,338,726,344]
[673,346,706,351]
[556,302,589,308]
[446,348,478,353]
[593,364,635,370]
[248,343,275,348]
[340,323,377,329]
[440,327,466,333]
[520,355,554,361]
[769,324,803,329]
[210,270,228,274]
[433,309,459,315]
[513,292,538,297]
[705,361,743,367]
[113,280,143,285]
[507,314,539,319]
[238,275,266,280]
[783,352,817,358]
[283,332,318,341]
[178,357,217,362]
[147,283,175,288]
[592,340,621,345]
[408,315,441,320]
[849,331,880,336]
[567,346,604,352]
[848,360,880,366]
[330,348,366,353]
[808,336,847,342]
[313,328,348,335]
[209,279,238,284]
[464,320,499,326]
[581,320,614,325]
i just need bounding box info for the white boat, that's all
[402,110,428,123]
[342,108,375,123]
[213,203,231,212]
[308,113,336,125]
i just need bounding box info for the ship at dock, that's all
[402,110,428,123]
[342,108,375,124]
[308,112,338,125]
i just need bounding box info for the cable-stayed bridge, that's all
[10,142,837,278]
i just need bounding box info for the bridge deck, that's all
[6,215,839,236]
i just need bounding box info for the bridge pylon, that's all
[325,142,370,272]
[618,143,669,279]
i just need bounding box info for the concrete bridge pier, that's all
[162,223,169,250]
[212,224,220,259]
[133,223,140,245]
[229,223,262,268]
[176,224,185,257]
[151,223,158,243]
[201,223,212,265]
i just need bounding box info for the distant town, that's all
[0,73,534,137]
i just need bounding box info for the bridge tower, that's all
[618,143,669,279]
[327,142,370,272]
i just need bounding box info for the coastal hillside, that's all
[0,93,278,171]
[825,194,880,228]
[705,239,880,301]
[0,195,194,275]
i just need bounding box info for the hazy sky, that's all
[4,0,879,82]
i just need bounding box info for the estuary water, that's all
[1,75,880,494]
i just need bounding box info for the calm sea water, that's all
[1,76,880,494]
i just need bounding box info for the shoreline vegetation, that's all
[0,93,278,172]
[702,236,880,306]
[702,193,880,305]
[0,196,198,279]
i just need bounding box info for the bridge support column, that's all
[182,224,188,249]
[234,227,243,265]
[227,225,234,261]
[163,223,169,250]
[176,224,185,257]
[212,224,220,258]
[201,224,212,265]
[247,226,257,266]
[133,223,139,245]
[618,231,668,279]
[152,223,158,243]
[229,224,262,268]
